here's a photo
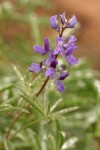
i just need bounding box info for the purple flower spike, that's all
[56,80,64,92]
[45,67,56,79]
[28,63,42,73]
[57,72,69,80]
[33,38,50,55]
[60,12,67,25]
[65,54,78,66]
[66,15,77,28]
[50,15,60,31]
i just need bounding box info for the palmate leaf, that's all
[0,104,29,114]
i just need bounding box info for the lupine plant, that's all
[0,11,100,150]
[0,12,79,150]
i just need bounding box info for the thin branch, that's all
[6,112,22,139]
[36,76,49,97]
[59,27,64,37]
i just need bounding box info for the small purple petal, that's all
[45,67,56,79]
[56,37,65,46]
[54,46,63,55]
[64,35,77,55]
[50,15,60,31]
[65,45,78,55]
[68,35,77,42]
[60,12,67,25]
[33,45,47,55]
[65,54,78,66]
[28,63,42,73]
[56,80,64,92]
[45,52,55,65]
[66,15,77,28]
[57,72,69,80]
[44,38,50,51]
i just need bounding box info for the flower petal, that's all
[54,46,63,55]
[45,67,56,79]
[56,80,64,92]
[45,52,55,65]
[66,15,77,28]
[65,45,78,55]
[44,37,50,51]
[50,15,60,31]
[60,12,67,25]
[28,63,42,73]
[33,45,47,55]
[68,35,77,42]
[57,72,69,80]
[56,37,65,46]
[65,54,78,66]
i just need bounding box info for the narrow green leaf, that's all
[0,104,29,114]
[0,96,19,105]
[51,106,79,117]
[12,64,24,81]
[4,139,10,150]
[50,98,63,113]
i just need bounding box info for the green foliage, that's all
[0,60,100,150]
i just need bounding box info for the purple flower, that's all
[60,12,67,25]
[68,35,77,42]
[28,63,42,73]
[45,67,56,79]
[29,12,78,93]
[57,72,69,80]
[65,44,78,55]
[50,15,60,31]
[54,37,65,55]
[44,37,50,51]
[45,52,55,65]
[33,38,50,55]
[56,80,64,92]
[65,54,78,66]
[65,35,78,66]
[65,15,77,28]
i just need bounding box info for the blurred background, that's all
[0,0,100,150]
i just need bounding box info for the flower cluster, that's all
[28,12,78,92]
